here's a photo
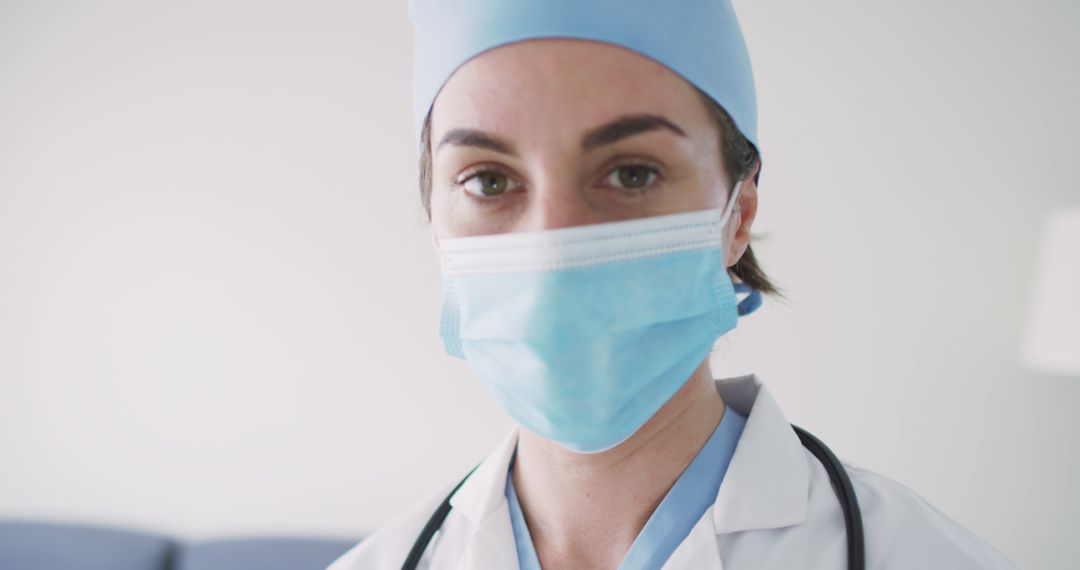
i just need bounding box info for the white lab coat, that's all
[328,374,1018,569]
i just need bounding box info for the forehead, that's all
[430,38,713,144]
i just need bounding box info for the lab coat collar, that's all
[448,425,518,527]
[711,374,810,533]
[449,373,810,536]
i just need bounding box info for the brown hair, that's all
[695,88,779,296]
[416,90,779,296]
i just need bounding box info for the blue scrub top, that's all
[505,406,748,569]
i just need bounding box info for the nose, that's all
[516,178,606,232]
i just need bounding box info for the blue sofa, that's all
[0,520,359,570]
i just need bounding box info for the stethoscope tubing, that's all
[403,425,864,570]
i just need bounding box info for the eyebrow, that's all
[435,113,687,156]
[436,128,516,156]
[582,113,688,150]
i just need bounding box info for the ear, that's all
[725,159,760,268]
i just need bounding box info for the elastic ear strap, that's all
[430,227,441,253]
[734,283,762,316]
[719,177,745,230]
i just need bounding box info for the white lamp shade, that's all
[1022,208,1080,375]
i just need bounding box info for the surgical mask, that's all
[435,179,758,453]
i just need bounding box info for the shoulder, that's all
[839,462,1018,569]
[326,483,453,570]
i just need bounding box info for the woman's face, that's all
[429,38,757,265]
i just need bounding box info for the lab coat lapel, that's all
[447,427,521,569]
[662,375,811,568]
[661,505,725,569]
[711,374,811,534]
[453,519,518,570]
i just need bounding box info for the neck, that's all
[511,360,725,569]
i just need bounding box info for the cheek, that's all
[657,164,726,213]
[428,184,497,238]
[680,179,724,212]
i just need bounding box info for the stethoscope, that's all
[402,425,865,570]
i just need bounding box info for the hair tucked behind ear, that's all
[694,89,780,297]
[416,95,781,297]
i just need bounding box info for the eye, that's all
[459,169,520,198]
[605,163,661,192]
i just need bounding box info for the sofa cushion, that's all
[0,520,173,570]
[174,536,358,570]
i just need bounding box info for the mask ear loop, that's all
[430,227,441,253]
[735,283,762,316]
[722,177,763,317]
[718,176,745,229]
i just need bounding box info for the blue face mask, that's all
[436,180,759,453]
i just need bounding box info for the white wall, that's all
[0,1,1075,568]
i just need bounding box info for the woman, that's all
[330,1,1018,568]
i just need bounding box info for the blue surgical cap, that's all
[407,0,759,156]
